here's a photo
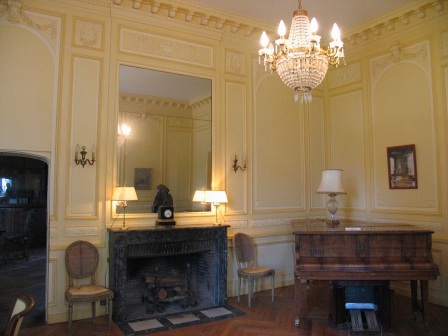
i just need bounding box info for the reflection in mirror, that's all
[117,65,212,214]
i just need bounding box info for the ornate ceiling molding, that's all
[344,0,447,50]
[78,0,446,48]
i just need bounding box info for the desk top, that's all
[292,219,434,235]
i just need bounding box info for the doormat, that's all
[117,305,245,335]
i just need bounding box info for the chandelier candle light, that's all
[258,0,345,102]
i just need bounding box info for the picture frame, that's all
[134,168,152,190]
[387,144,418,189]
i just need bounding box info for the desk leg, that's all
[410,280,418,321]
[410,280,430,330]
[420,280,429,330]
[294,276,300,327]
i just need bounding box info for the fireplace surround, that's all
[108,225,229,322]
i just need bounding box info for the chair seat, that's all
[238,267,275,278]
[66,284,113,300]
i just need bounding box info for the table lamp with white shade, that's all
[316,169,346,226]
[112,186,138,230]
[205,190,228,225]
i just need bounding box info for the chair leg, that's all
[68,303,73,334]
[271,274,275,302]
[248,278,252,307]
[108,298,113,330]
[92,301,96,323]
[237,277,241,302]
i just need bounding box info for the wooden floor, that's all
[20,281,448,336]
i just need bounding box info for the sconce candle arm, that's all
[74,145,96,168]
[232,155,247,173]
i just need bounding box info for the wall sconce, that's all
[316,169,347,226]
[232,155,247,173]
[112,186,138,230]
[117,123,131,146]
[74,144,95,168]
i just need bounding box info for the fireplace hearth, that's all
[108,225,229,322]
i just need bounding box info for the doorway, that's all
[0,153,48,329]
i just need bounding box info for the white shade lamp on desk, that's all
[316,169,346,226]
[112,186,138,230]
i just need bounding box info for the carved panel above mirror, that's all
[117,65,212,214]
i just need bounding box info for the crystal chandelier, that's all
[258,0,345,102]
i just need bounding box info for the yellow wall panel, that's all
[69,57,100,217]
[254,74,303,210]
[371,45,438,212]
[330,91,365,209]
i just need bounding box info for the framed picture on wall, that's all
[387,144,418,189]
[134,168,152,190]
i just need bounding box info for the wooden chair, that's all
[2,292,34,336]
[65,240,114,334]
[234,233,275,307]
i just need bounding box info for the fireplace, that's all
[108,225,229,322]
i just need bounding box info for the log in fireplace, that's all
[108,225,229,322]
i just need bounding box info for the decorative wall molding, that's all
[47,258,57,307]
[344,0,448,50]
[225,50,245,75]
[0,6,60,59]
[120,93,190,110]
[73,17,104,50]
[65,226,99,236]
[111,0,265,39]
[120,27,214,68]
[328,62,361,89]
[442,31,448,57]
[370,40,431,86]
[49,227,58,238]
[110,0,447,50]
[253,217,295,228]
[119,92,211,116]
[167,116,192,128]
[225,220,248,228]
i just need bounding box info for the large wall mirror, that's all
[117,65,212,214]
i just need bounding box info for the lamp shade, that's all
[205,190,228,204]
[112,187,138,201]
[193,189,207,203]
[316,169,346,194]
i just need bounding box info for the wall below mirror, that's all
[117,65,212,214]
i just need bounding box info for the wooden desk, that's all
[293,221,439,329]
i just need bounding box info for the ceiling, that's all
[186,0,414,37]
[120,0,415,100]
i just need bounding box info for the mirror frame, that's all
[113,62,215,219]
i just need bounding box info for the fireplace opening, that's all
[108,226,228,323]
[125,251,217,320]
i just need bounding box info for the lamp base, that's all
[324,219,340,228]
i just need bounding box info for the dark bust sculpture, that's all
[151,184,173,213]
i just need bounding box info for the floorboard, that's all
[19,282,448,336]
